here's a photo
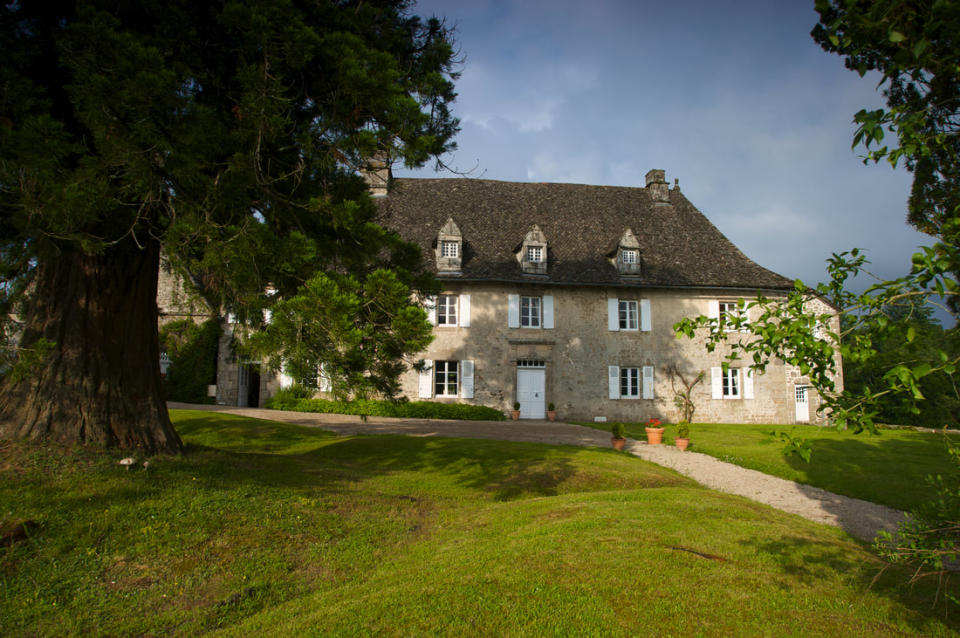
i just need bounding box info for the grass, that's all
[0,410,957,636]
[578,420,959,512]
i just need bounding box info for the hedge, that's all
[265,388,505,421]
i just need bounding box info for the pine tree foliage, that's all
[0,0,459,452]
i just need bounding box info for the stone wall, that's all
[156,260,214,327]
[398,282,842,424]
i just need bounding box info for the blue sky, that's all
[397,0,932,292]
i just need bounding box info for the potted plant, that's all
[610,422,627,450]
[645,418,665,445]
[546,402,557,421]
[511,401,521,420]
[675,422,690,451]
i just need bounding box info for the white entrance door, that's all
[517,368,546,419]
[795,385,809,423]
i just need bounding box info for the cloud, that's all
[458,61,598,134]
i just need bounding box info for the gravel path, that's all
[171,403,906,541]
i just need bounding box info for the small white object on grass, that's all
[142,461,150,470]
[118,457,136,470]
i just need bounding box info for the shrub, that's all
[263,395,506,421]
[611,422,626,439]
[159,318,219,403]
[677,422,690,439]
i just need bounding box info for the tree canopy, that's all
[812,0,960,245]
[0,0,459,453]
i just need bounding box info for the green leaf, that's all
[888,30,906,43]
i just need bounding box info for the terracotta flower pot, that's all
[675,437,689,451]
[511,411,520,420]
[611,436,626,450]
[645,426,665,445]
[547,410,557,422]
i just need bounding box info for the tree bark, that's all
[0,239,183,454]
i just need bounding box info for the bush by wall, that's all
[159,318,220,404]
[266,388,505,421]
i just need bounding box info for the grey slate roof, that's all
[377,178,794,291]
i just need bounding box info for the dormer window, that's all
[435,218,463,274]
[441,241,459,258]
[613,228,641,275]
[518,224,548,274]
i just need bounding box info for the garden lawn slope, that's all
[580,421,959,512]
[0,411,955,636]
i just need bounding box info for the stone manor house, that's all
[158,169,841,424]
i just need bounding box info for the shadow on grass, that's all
[744,533,959,634]
[782,433,954,513]
[168,412,622,502]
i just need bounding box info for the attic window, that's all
[435,218,463,274]
[441,241,459,258]
[518,224,549,274]
[614,228,641,275]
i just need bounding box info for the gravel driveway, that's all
[170,403,906,542]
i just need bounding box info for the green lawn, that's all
[579,420,959,512]
[1,410,957,636]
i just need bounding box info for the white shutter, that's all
[418,360,433,398]
[264,309,273,325]
[608,365,620,399]
[459,294,471,327]
[707,300,720,326]
[711,367,722,399]
[425,296,437,326]
[543,295,554,329]
[508,294,520,328]
[318,363,332,392]
[642,366,654,399]
[607,298,619,331]
[460,360,474,399]
[640,299,652,332]
[743,368,754,400]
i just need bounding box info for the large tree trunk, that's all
[0,239,183,454]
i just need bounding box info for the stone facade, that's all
[402,282,841,424]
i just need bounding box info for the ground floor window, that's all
[722,368,740,398]
[435,360,458,397]
[620,367,640,398]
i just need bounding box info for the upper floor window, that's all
[621,249,638,264]
[508,294,554,329]
[619,300,638,331]
[608,298,650,332]
[441,241,459,258]
[717,301,742,331]
[437,295,458,326]
[521,296,541,328]
[526,246,543,263]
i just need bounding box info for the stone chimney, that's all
[645,169,670,205]
[361,155,391,197]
